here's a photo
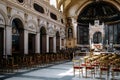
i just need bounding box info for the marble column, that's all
[24,30,28,54]
[35,32,40,53]
[72,18,77,45]
[3,26,5,56]
[46,35,49,52]
[53,36,56,53]
[60,37,62,50]
[5,25,12,55]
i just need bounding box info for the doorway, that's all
[28,33,35,54]
[12,18,24,55]
[49,37,53,53]
[56,31,60,52]
[93,32,102,43]
[40,27,46,53]
[0,28,4,58]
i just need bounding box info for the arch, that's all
[0,9,8,58]
[12,18,24,55]
[77,1,120,25]
[0,8,8,25]
[27,20,37,54]
[0,13,5,26]
[56,31,60,52]
[10,15,25,28]
[76,0,120,18]
[93,31,102,44]
[76,1,92,17]
[40,26,46,35]
[40,26,47,53]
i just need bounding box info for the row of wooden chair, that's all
[73,52,120,79]
[0,53,71,73]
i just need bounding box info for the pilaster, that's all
[36,32,40,53]
[5,25,12,55]
[24,30,28,54]
[53,36,56,53]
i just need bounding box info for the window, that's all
[33,3,44,14]
[77,25,89,45]
[93,32,102,43]
[12,21,20,52]
[50,12,57,20]
[104,23,120,44]
[17,0,24,3]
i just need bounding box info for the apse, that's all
[77,1,120,49]
[77,1,120,25]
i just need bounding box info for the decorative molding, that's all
[60,28,65,38]
[7,6,12,19]
[47,26,55,37]
[0,13,5,25]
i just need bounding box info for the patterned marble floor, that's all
[0,62,120,80]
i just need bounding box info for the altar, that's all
[89,20,106,55]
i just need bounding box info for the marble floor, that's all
[0,61,120,80]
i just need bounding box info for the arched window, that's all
[93,32,102,43]
[12,20,20,53]
[40,27,46,35]
[12,18,24,54]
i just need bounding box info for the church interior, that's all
[0,0,120,80]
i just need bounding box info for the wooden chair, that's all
[36,54,42,67]
[28,56,35,68]
[7,56,19,72]
[111,59,120,80]
[111,65,120,80]
[99,60,109,79]
[73,52,84,78]
[73,59,83,78]
[84,59,95,78]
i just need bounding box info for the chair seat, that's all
[74,66,83,69]
[100,67,108,71]
[86,66,94,69]
[91,64,99,66]
[81,63,86,66]
[112,68,120,72]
